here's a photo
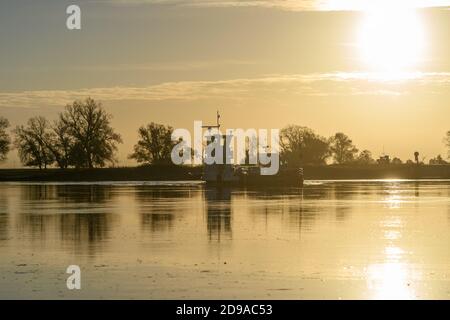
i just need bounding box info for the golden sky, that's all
[0,0,449,166]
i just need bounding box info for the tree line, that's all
[0,98,449,169]
[279,126,449,166]
[0,98,122,169]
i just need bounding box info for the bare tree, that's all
[46,119,76,169]
[355,150,375,165]
[13,117,54,169]
[59,98,122,168]
[0,117,10,162]
[280,125,330,166]
[129,122,175,165]
[330,132,359,164]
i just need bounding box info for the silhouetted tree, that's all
[329,132,358,164]
[129,122,175,165]
[392,157,403,165]
[377,155,390,165]
[429,155,447,165]
[59,98,122,168]
[0,117,10,162]
[46,119,76,169]
[13,117,54,169]
[355,149,375,165]
[280,125,330,166]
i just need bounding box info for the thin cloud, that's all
[1,72,449,109]
[101,0,450,11]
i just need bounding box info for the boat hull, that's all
[204,167,304,187]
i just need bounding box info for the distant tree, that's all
[280,125,330,166]
[355,149,375,165]
[0,117,10,162]
[329,132,358,164]
[406,159,414,165]
[429,155,447,165]
[377,155,390,165]
[391,157,403,165]
[13,117,54,169]
[129,122,175,165]
[414,151,420,164]
[59,98,122,168]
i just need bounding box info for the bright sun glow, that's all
[367,262,415,299]
[357,8,426,74]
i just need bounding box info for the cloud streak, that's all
[1,72,449,109]
[102,0,450,11]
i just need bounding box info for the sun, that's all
[357,8,426,73]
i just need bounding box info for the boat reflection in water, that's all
[205,187,232,241]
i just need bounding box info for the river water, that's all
[0,180,449,299]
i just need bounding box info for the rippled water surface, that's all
[0,180,449,299]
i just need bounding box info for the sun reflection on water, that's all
[382,188,404,209]
[368,184,418,299]
[367,200,418,300]
[367,242,415,299]
[367,261,415,299]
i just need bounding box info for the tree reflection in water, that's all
[15,184,116,256]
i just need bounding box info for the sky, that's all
[0,0,449,167]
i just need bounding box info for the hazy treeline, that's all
[0,98,449,169]
[279,126,449,166]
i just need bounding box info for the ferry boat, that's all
[203,163,304,187]
[200,112,304,187]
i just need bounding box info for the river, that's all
[0,180,449,299]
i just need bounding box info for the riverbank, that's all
[0,165,202,182]
[0,164,449,182]
[303,164,450,180]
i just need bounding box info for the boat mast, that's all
[202,110,221,130]
[201,110,223,164]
